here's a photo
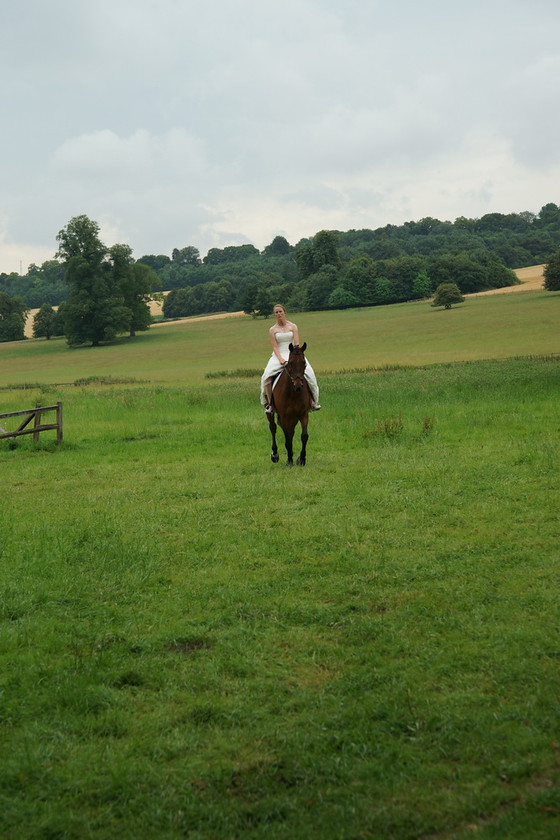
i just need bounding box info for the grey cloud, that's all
[1,0,560,272]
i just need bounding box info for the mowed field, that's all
[1,282,559,839]
[3,269,557,391]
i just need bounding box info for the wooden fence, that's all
[0,402,63,445]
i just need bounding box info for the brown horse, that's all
[267,342,311,466]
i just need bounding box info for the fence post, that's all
[33,403,41,443]
[57,401,63,444]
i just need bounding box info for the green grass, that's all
[1,290,559,387]
[1,294,559,839]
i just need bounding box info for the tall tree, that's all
[56,215,130,346]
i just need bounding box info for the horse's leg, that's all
[296,417,309,466]
[282,422,295,466]
[268,413,279,463]
[297,386,311,466]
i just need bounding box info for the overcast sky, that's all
[2,0,559,273]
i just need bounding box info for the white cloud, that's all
[50,128,207,185]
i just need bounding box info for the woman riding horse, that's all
[260,304,321,414]
[261,305,320,465]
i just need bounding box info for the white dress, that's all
[260,330,319,405]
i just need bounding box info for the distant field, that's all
[4,282,559,390]
[20,263,545,338]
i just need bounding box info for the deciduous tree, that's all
[544,249,560,291]
[0,292,28,342]
[33,303,57,339]
[56,215,130,346]
[431,283,465,309]
[263,235,291,256]
[109,244,157,337]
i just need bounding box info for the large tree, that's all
[0,292,28,342]
[56,215,130,346]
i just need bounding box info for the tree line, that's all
[1,204,560,343]
[138,203,560,319]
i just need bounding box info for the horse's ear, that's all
[301,342,307,352]
[289,342,294,351]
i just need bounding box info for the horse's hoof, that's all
[296,458,306,466]
[271,453,279,463]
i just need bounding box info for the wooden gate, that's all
[0,402,63,445]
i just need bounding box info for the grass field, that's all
[1,291,559,839]
[3,289,559,388]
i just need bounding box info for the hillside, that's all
[22,264,546,338]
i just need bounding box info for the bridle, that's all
[283,345,307,391]
[284,360,307,390]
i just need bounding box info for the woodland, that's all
[1,202,560,343]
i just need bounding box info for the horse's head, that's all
[286,342,307,392]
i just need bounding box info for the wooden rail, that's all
[0,402,63,445]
